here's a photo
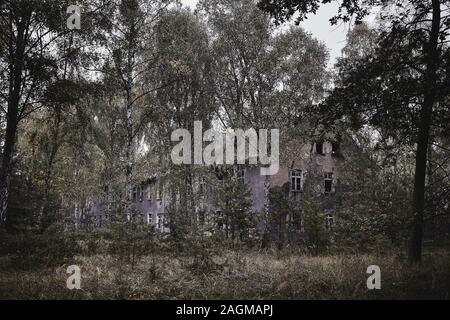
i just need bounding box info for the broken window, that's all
[324,173,333,194]
[290,170,302,192]
[316,141,324,155]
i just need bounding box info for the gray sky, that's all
[180,0,352,67]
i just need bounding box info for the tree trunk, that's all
[0,13,28,227]
[125,85,134,221]
[408,0,440,263]
[0,114,18,226]
[260,175,271,248]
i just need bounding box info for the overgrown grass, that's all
[1,248,449,299]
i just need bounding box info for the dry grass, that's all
[1,249,449,300]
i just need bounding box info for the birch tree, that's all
[93,0,174,218]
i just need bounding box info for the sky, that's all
[180,0,354,67]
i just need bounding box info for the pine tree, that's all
[215,168,254,243]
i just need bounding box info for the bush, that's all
[0,223,81,270]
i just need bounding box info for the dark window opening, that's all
[331,141,341,157]
[325,180,332,193]
[316,141,324,155]
[332,141,340,153]
[324,173,333,194]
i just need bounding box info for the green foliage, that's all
[102,209,159,268]
[1,0,448,277]
[199,0,330,132]
[257,0,370,25]
[267,185,300,247]
[302,205,330,255]
[215,170,255,244]
[0,223,81,270]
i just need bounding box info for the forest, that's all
[0,0,449,300]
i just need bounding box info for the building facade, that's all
[83,138,345,234]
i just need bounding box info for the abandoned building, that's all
[81,136,346,237]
